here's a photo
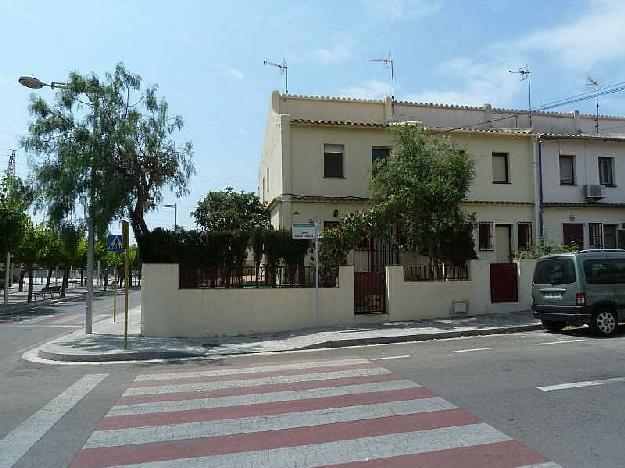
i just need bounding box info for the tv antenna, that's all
[509,65,532,127]
[587,76,600,133]
[263,58,288,94]
[370,52,395,98]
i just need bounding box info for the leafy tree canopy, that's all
[0,174,31,255]
[321,124,477,268]
[21,63,194,244]
[192,187,270,232]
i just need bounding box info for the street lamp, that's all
[162,203,177,232]
[19,74,95,334]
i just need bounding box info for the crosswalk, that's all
[70,358,557,467]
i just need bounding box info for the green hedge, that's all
[139,228,310,267]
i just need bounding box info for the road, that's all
[1,297,625,466]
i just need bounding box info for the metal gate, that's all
[490,263,518,303]
[353,239,397,314]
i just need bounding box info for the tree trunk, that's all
[131,201,150,247]
[27,265,34,303]
[61,266,69,298]
[46,268,53,287]
[18,269,26,292]
[80,266,84,287]
[104,268,108,291]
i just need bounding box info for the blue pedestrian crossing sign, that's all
[107,234,124,253]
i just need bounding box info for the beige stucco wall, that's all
[542,206,625,248]
[386,259,535,321]
[541,139,625,204]
[258,95,288,204]
[142,264,363,337]
[142,260,536,338]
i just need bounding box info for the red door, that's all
[490,263,518,303]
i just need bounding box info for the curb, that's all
[36,323,544,363]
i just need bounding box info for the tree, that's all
[0,175,28,260]
[21,63,194,244]
[192,187,270,232]
[368,124,476,267]
[13,221,48,302]
[320,124,476,271]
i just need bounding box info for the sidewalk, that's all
[1,284,110,315]
[36,306,543,362]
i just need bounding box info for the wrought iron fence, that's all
[403,263,469,281]
[179,264,338,289]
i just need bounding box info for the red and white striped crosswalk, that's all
[70,358,558,467]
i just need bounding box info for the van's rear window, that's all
[534,258,576,285]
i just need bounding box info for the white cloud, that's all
[340,80,391,99]
[362,0,441,21]
[517,0,625,70]
[224,66,245,80]
[405,57,525,107]
[314,35,353,64]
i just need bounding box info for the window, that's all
[371,147,390,176]
[478,222,493,250]
[559,155,575,185]
[589,223,603,249]
[492,152,509,183]
[324,144,344,178]
[517,222,532,250]
[604,224,618,249]
[323,221,339,230]
[534,258,576,285]
[563,223,584,249]
[611,260,625,283]
[584,260,612,284]
[599,157,615,186]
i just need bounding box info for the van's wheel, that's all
[541,320,566,333]
[591,309,618,337]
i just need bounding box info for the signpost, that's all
[292,221,320,325]
[122,221,130,350]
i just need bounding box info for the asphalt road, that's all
[2,298,625,467]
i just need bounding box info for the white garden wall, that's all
[141,260,536,338]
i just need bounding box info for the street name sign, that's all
[292,223,317,240]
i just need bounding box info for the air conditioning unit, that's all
[583,184,605,200]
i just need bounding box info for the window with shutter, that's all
[492,153,509,183]
[324,144,344,178]
[559,155,575,185]
[604,224,617,249]
[517,222,532,250]
[478,222,493,250]
[599,157,615,186]
[371,147,390,177]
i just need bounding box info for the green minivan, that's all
[532,250,625,336]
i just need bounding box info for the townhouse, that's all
[259,91,625,263]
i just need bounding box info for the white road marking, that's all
[108,379,419,416]
[453,347,492,354]
[135,358,370,381]
[0,373,108,467]
[538,376,625,392]
[124,367,392,396]
[538,339,585,346]
[373,354,411,361]
[119,423,509,468]
[86,397,456,449]
[12,325,80,329]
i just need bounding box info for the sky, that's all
[2,0,625,232]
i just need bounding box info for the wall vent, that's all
[450,301,469,316]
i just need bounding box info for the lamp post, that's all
[19,74,95,334]
[162,203,177,232]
